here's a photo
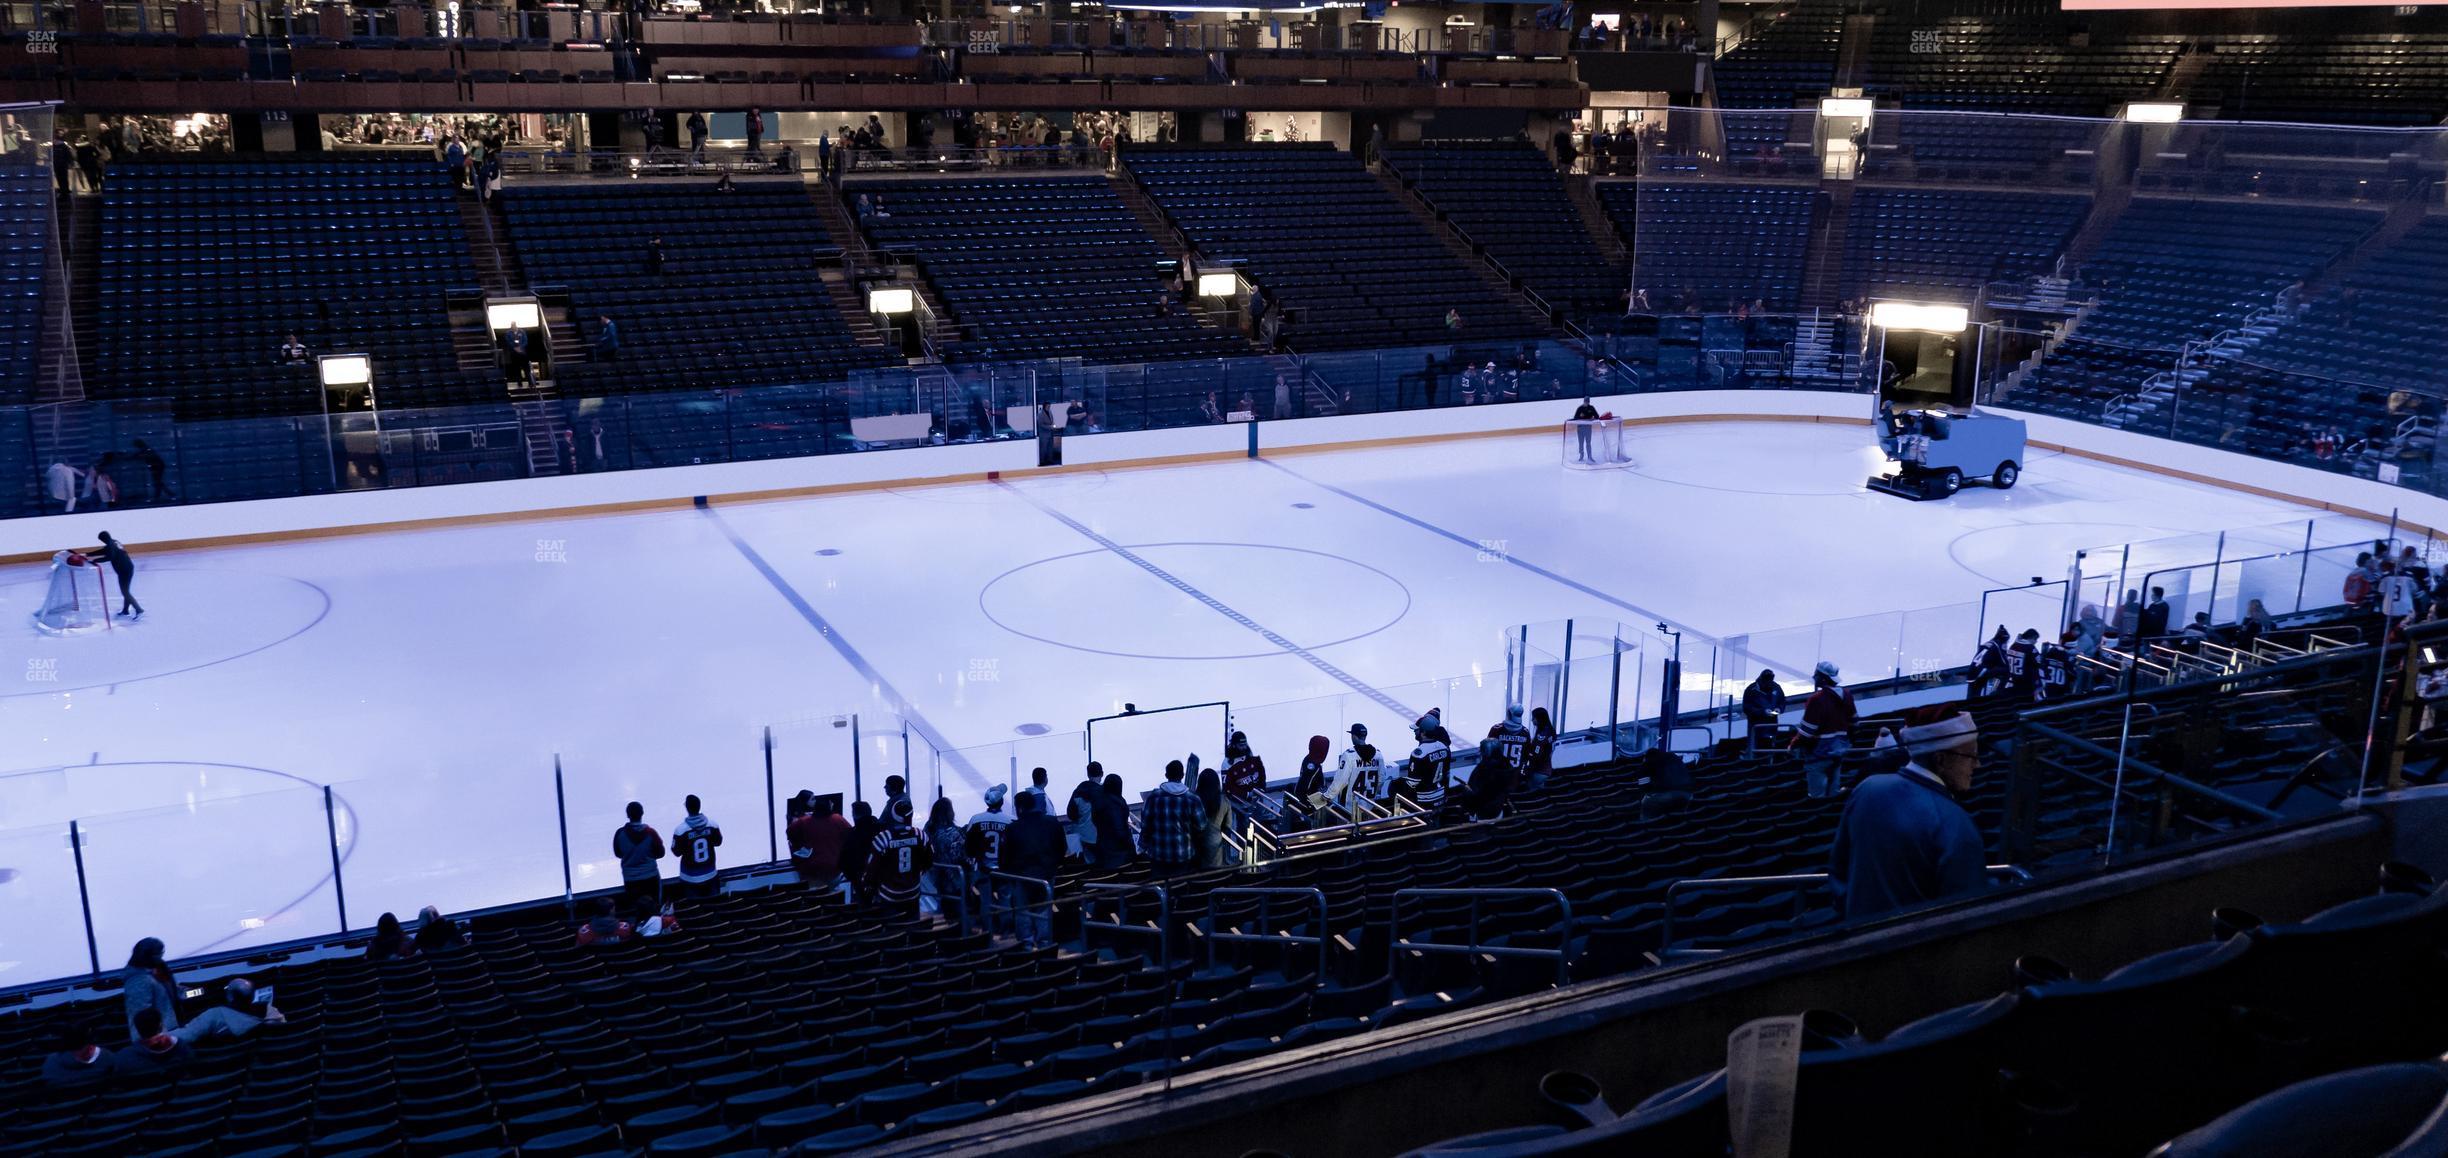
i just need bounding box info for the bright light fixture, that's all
[318,354,372,387]
[2123,101,2184,123]
[868,287,915,315]
[485,301,542,331]
[1818,97,1874,119]
[1869,301,1969,334]
[1196,271,1239,297]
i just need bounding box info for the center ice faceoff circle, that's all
[979,542,1412,660]
[0,568,330,696]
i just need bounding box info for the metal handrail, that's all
[928,861,974,934]
[1082,880,1172,957]
[1202,887,1329,981]
[1083,881,1177,1088]
[981,870,1055,942]
[2020,719,2286,824]
[1660,865,2033,949]
[1666,724,1716,752]
[2269,742,2359,809]
[1388,887,1573,990]
[1660,873,1830,950]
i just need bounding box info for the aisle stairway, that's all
[1370,166,1547,318]
[1789,311,1861,385]
[1799,181,1855,309]
[801,182,894,352]
[513,391,569,477]
[1566,174,1632,266]
[457,196,518,297]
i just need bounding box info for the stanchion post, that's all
[323,785,348,933]
[70,820,100,979]
[554,755,575,922]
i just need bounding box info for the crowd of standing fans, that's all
[567,707,1568,946]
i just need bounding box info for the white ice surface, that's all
[0,422,2387,985]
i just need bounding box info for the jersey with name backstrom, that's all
[1492,723,1530,768]
[673,818,722,882]
[872,826,928,901]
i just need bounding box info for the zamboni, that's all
[1869,403,2027,500]
[1862,301,2026,501]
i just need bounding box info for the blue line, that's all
[698,503,989,792]
[1259,458,1719,646]
[993,480,1421,722]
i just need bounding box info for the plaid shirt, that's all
[1138,783,1204,866]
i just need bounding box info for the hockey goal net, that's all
[32,550,111,635]
[1562,417,1630,470]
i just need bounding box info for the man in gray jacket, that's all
[613,801,665,913]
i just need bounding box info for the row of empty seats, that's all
[89,155,483,421]
[1838,186,2090,303]
[499,181,897,395]
[1126,144,1546,351]
[1864,17,2182,116]
[1383,140,1626,319]
[851,176,1249,366]
[1603,180,1818,310]
[2013,198,2378,435]
[2192,32,2448,126]
[1406,864,2448,1157]
[0,160,48,402]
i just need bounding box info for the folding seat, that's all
[2221,871,2448,1067]
[517,1124,620,1156]
[812,1059,904,1105]
[751,1103,845,1149]
[796,1122,895,1153]
[503,1103,597,1145]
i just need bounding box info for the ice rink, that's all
[0,421,2393,984]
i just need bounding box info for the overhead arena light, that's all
[1196,271,1239,297]
[1818,97,1875,119]
[318,354,373,387]
[2123,101,2185,123]
[868,287,916,315]
[486,301,542,332]
[1869,301,1969,334]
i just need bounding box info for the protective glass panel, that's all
[334,764,565,929]
[2299,544,2364,617]
[0,820,93,987]
[1900,603,1974,686]
[1820,610,1904,689]
[1981,585,2067,647]
[2234,553,2308,622]
[82,787,339,963]
[558,724,767,897]
[769,713,864,827]
[941,730,1087,824]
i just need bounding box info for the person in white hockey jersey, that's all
[1327,723,1388,809]
[965,784,1015,873]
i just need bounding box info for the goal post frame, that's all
[33,555,112,634]
[1561,417,1631,470]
